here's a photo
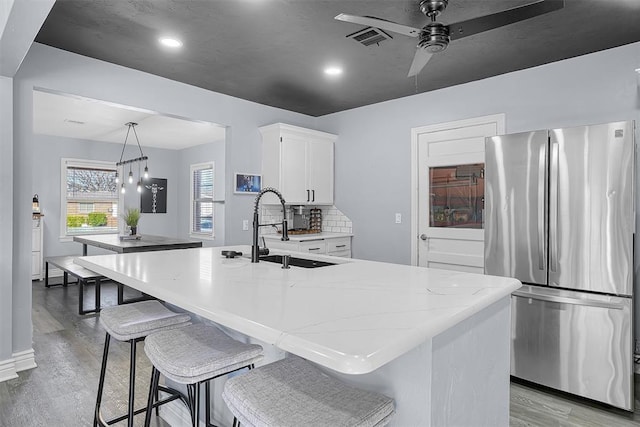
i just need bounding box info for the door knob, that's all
[419,234,427,240]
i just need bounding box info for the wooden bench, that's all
[45,256,103,315]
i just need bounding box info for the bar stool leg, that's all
[94,333,111,427]
[144,367,160,427]
[205,381,211,426]
[186,384,199,427]
[127,339,137,427]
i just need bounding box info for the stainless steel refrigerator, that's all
[484,120,635,410]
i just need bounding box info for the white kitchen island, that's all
[77,245,521,426]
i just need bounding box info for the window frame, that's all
[190,161,215,240]
[60,158,123,242]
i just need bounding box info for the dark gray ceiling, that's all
[35,0,640,117]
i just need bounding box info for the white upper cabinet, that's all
[260,123,336,205]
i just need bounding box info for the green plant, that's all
[121,207,141,227]
[67,215,87,228]
[87,212,108,226]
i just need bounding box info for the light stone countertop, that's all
[261,231,353,241]
[76,245,520,375]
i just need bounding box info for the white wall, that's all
[316,42,640,265]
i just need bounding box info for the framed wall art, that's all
[141,178,167,213]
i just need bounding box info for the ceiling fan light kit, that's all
[336,0,564,78]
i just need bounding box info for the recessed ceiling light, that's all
[159,37,183,48]
[324,66,343,76]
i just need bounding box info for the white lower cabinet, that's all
[265,235,351,258]
[32,216,43,280]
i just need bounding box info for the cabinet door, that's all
[32,252,41,277]
[307,139,334,204]
[32,227,41,251]
[280,135,309,204]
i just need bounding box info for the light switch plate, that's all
[242,219,249,231]
[395,213,402,224]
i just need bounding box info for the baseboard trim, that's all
[13,348,37,372]
[0,358,18,383]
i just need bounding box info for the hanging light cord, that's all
[116,122,148,166]
[118,124,132,164]
[131,123,145,158]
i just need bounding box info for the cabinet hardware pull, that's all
[307,189,310,202]
[312,189,315,202]
[309,248,321,251]
[335,245,346,248]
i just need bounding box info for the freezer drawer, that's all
[511,285,633,410]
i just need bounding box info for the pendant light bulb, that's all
[144,164,149,180]
[136,180,142,193]
[120,183,126,194]
[128,169,133,184]
[115,171,119,184]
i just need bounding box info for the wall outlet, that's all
[395,213,402,224]
[242,219,249,231]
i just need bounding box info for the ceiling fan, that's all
[335,0,564,77]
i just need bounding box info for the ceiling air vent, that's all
[346,27,392,47]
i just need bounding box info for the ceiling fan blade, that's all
[448,0,564,41]
[407,49,434,77]
[335,13,421,38]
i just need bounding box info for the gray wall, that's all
[317,41,640,265]
[8,39,640,366]
[11,42,314,359]
[177,139,228,246]
[1,76,14,364]
[32,135,184,258]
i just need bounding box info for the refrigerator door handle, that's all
[512,290,625,310]
[537,144,546,270]
[549,141,559,272]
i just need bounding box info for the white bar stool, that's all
[94,300,192,427]
[222,356,395,427]
[143,323,264,427]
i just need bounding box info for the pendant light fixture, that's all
[116,122,149,194]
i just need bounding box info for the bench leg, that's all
[118,283,124,305]
[79,279,86,315]
[63,271,68,287]
[45,262,50,288]
[79,278,102,315]
[95,278,101,313]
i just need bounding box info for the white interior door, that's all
[411,114,505,272]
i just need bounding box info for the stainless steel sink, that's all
[259,254,336,268]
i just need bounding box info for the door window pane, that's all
[430,163,484,228]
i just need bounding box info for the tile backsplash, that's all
[260,205,352,235]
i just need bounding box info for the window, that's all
[429,163,484,229]
[61,158,122,239]
[190,162,214,238]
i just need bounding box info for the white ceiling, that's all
[33,89,226,150]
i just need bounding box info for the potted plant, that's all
[122,207,141,235]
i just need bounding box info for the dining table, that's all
[73,233,203,256]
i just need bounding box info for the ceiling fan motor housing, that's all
[418,22,450,53]
[419,0,448,17]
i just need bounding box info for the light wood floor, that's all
[1,280,640,426]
